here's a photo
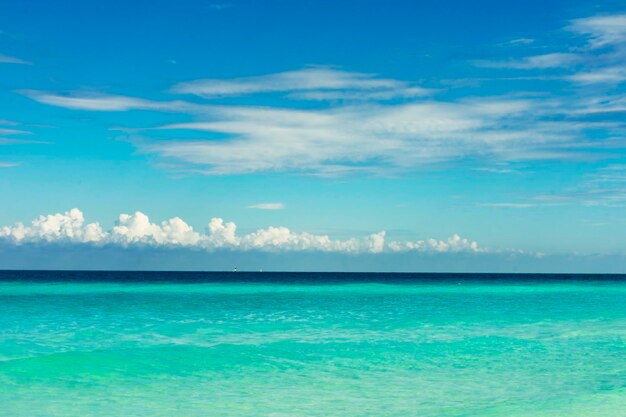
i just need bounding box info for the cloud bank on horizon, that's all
[0,209,482,254]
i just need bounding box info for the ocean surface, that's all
[1,271,625,417]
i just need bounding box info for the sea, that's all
[0,271,624,417]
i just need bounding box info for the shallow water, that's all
[1,272,625,416]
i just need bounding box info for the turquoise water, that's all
[1,273,625,416]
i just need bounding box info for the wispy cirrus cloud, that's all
[0,138,49,145]
[551,165,626,207]
[568,66,626,84]
[0,127,30,135]
[19,90,196,112]
[0,120,50,147]
[478,203,536,208]
[568,14,626,49]
[0,162,19,168]
[500,38,535,46]
[19,27,626,177]
[22,71,615,176]
[571,93,626,115]
[476,13,626,87]
[142,96,585,175]
[289,86,432,101]
[565,14,626,84]
[208,3,233,10]
[171,67,432,100]
[476,164,626,209]
[248,203,285,210]
[474,53,582,69]
[0,53,30,65]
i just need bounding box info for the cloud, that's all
[568,14,626,48]
[110,212,202,246]
[0,208,482,254]
[206,217,239,248]
[474,53,582,69]
[288,86,431,101]
[0,121,48,147]
[561,14,626,84]
[0,138,49,145]
[21,91,156,111]
[19,90,193,112]
[141,97,584,175]
[568,67,626,84]
[248,203,285,210]
[477,14,626,90]
[0,53,30,65]
[502,38,535,46]
[208,3,233,10]
[484,164,626,208]
[237,228,386,253]
[0,208,106,244]
[0,127,30,135]
[472,166,518,174]
[575,93,626,115]
[478,203,536,208]
[22,64,623,176]
[0,162,19,168]
[534,165,626,207]
[388,234,481,253]
[171,67,430,99]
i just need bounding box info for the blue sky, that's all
[2,0,626,271]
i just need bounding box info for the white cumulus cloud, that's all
[110,212,202,246]
[0,208,106,244]
[0,209,483,254]
[388,234,481,253]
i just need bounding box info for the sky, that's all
[2,0,626,271]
